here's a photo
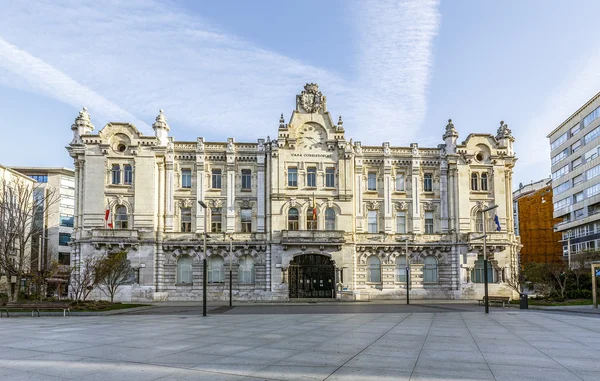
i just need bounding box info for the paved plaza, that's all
[1,309,600,381]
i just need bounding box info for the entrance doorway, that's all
[289,254,335,298]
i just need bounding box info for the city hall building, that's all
[67,84,520,302]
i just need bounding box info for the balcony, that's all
[281,230,346,245]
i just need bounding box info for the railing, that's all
[281,230,345,244]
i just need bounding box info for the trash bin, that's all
[519,293,528,309]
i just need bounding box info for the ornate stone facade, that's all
[67,84,520,302]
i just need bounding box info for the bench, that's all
[478,296,510,307]
[0,302,71,318]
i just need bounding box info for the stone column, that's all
[226,138,236,233]
[384,164,393,233]
[196,138,206,233]
[411,169,421,233]
[257,139,266,233]
[164,146,175,232]
[440,160,449,233]
[156,160,165,292]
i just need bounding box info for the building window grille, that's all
[181,207,192,232]
[177,255,193,284]
[112,165,121,184]
[288,208,299,230]
[326,168,335,187]
[115,206,128,229]
[241,169,251,190]
[212,169,222,189]
[208,256,224,283]
[181,169,192,188]
[423,173,433,192]
[367,210,378,233]
[123,164,133,185]
[367,255,381,283]
[307,167,317,187]
[241,208,252,233]
[368,173,377,191]
[424,256,438,282]
[325,208,336,230]
[288,167,298,187]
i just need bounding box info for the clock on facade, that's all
[298,125,324,149]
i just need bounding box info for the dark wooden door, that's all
[289,254,335,298]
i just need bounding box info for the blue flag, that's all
[494,215,501,231]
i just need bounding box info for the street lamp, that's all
[198,200,208,317]
[475,204,498,314]
[397,237,410,305]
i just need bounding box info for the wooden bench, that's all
[478,296,510,307]
[0,302,71,318]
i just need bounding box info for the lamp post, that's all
[480,204,498,314]
[198,200,208,317]
[398,237,410,305]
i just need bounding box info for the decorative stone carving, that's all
[354,141,362,154]
[179,198,193,208]
[423,202,435,211]
[299,83,323,113]
[257,138,265,152]
[327,198,334,208]
[211,199,223,208]
[152,109,170,131]
[227,138,235,152]
[365,200,380,210]
[279,114,286,129]
[289,198,297,207]
[383,142,391,156]
[337,115,344,130]
[395,201,409,211]
[239,198,252,209]
[443,118,458,139]
[496,120,513,140]
[411,143,419,156]
[196,137,205,151]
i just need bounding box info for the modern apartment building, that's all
[11,167,75,276]
[548,91,600,257]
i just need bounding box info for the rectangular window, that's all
[573,174,584,186]
[571,123,581,136]
[572,156,582,169]
[554,197,571,211]
[396,212,406,233]
[553,181,571,195]
[241,169,251,190]
[29,175,48,183]
[395,173,405,191]
[586,183,600,198]
[574,191,584,203]
[423,173,433,192]
[241,208,252,233]
[211,209,222,233]
[571,140,581,153]
[584,145,600,162]
[552,165,569,181]
[181,208,192,232]
[59,215,74,228]
[425,211,434,234]
[585,126,600,144]
[123,164,133,185]
[551,132,567,150]
[288,167,298,187]
[584,105,600,128]
[111,165,121,184]
[368,172,377,191]
[367,211,378,233]
[575,208,585,220]
[586,164,600,180]
[181,169,192,188]
[212,169,222,189]
[325,168,335,188]
[58,233,71,246]
[307,167,317,187]
[58,253,70,266]
[551,149,568,166]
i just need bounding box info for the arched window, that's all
[423,256,438,283]
[288,208,299,231]
[475,211,484,232]
[307,208,317,230]
[177,255,193,284]
[395,256,407,283]
[471,173,478,190]
[367,255,381,283]
[325,208,336,230]
[115,206,128,229]
[208,256,224,283]
[239,255,255,284]
[481,173,488,191]
[471,257,495,283]
[181,207,192,232]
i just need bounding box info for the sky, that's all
[1,0,600,189]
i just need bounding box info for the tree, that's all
[523,262,555,298]
[71,256,101,302]
[0,177,58,302]
[547,260,570,300]
[572,250,600,291]
[95,251,134,302]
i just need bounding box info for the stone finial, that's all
[496,120,513,140]
[279,113,286,129]
[442,118,458,139]
[71,106,94,133]
[338,116,343,128]
[152,109,170,131]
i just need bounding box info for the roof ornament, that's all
[442,118,458,139]
[496,120,513,140]
[279,113,286,129]
[299,83,323,113]
[152,109,170,131]
[71,106,94,132]
[337,115,344,130]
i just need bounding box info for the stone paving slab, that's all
[1,311,600,380]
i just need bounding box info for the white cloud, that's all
[0,0,440,147]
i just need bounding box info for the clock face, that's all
[298,125,324,149]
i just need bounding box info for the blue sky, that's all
[1,0,600,188]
